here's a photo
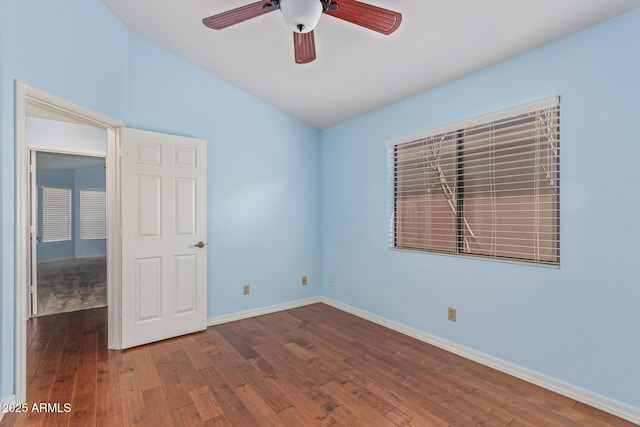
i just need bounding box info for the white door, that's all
[120,128,207,349]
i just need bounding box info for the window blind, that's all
[387,97,560,266]
[42,186,72,242]
[80,189,106,240]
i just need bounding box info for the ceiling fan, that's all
[202,0,402,64]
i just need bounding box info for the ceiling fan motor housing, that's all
[279,0,323,33]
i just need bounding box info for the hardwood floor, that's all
[1,303,635,426]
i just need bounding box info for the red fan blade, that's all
[203,1,276,30]
[294,31,316,64]
[325,0,401,35]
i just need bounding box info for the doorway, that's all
[31,151,107,317]
[15,82,124,404]
[15,82,208,405]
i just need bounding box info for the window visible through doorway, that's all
[80,189,107,239]
[41,186,72,242]
[388,97,560,266]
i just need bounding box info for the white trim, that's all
[0,395,17,422]
[108,128,122,350]
[207,297,322,326]
[14,81,124,405]
[318,297,640,425]
[26,145,106,157]
[386,96,560,147]
[15,82,29,405]
[22,84,124,129]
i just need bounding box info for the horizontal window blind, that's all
[80,189,106,240]
[388,97,560,266]
[42,186,72,242]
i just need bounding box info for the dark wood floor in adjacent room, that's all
[1,303,635,426]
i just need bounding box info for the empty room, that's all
[1,0,639,425]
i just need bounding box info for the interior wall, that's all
[320,9,640,410]
[126,32,321,319]
[0,0,123,403]
[0,0,128,401]
[26,117,108,152]
[0,0,320,402]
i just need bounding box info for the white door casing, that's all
[15,82,124,403]
[29,150,38,316]
[120,128,207,348]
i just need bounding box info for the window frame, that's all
[387,97,560,267]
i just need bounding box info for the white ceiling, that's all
[100,0,639,129]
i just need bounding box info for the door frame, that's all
[14,81,125,403]
[28,150,38,316]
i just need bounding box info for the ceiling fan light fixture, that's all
[279,0,323,33]
[203,0,402,63]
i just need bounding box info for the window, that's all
[41,186,72,242]
[388,97,560,266]
[80,189,106,239]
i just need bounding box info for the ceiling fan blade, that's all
[325,0,402,35]
[294,31,316,64]
[203,1,276,30]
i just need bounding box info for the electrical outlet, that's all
[329,277,334,286]
[243,284,250,295]
[448,307,457,322]
[301,276,307,286]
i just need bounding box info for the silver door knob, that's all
[194,241,205,248]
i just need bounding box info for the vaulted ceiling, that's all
[100,0,639,129]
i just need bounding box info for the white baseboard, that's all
[0,395,17,422]
[207,296,322,326]
[318,297,640,425]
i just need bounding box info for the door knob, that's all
[194,241,206,248]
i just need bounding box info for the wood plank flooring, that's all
[1,303,636,426]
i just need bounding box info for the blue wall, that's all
[126,32,321,318]
[0,0,129,399]
[320,9,640,410]
[0,0,320,402]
